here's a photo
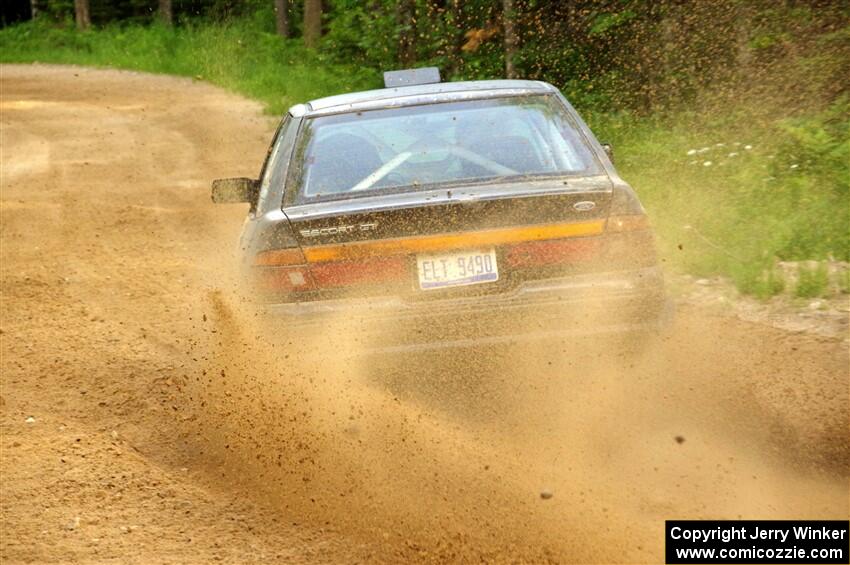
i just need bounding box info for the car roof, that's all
[291,79,558,118]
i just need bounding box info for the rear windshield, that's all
[289,94,600,202]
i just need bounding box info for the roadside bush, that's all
[593,96,849,298]
[795,263,830,298]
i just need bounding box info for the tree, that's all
[74,0,90,29]
[445,0,465,76]
[275,0,290,38]
[159,0,173,26]
[304,0,322,48]
[397,0,416,66]
[503,0,518,78]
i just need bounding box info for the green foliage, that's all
[16,0,849,117]
[26,0,272,25]
[0,18,379,114]
[323,0,399,70]
[839,269,850,294]
[766,98,850,262]
[739,264,786,300]
[593,95,849,298]
[589,10,638,36]
[795,263,830,298]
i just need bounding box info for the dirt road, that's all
[1,64,847,564]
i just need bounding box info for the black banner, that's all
[666,520,849,564]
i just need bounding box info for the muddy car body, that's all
[213,69,668,351]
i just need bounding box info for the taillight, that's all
[606,214,651,232]
[601,184,656,267]
[251,246,314,292]
[250,247,410,293]
[253,265,314,292]
[310,257,408,288]
[604,215,656,268]
[253,247,306,267]
[504,238,603,268]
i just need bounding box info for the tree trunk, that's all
[159,0,173,26]
[445,0,464,77]
[74,0,91,30]
[303,0,322,48]
[275,0,290,37]
[735,1,752,74]
[397,0,416,66]
[30,0,38,19]
[503,0,518,79]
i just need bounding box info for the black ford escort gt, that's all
[212,68,669,351]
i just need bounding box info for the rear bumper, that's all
[261,266,670,352]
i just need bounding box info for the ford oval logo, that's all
[573,201,596,212]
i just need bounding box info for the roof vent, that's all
[383,67,441,88]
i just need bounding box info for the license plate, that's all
[416,248,499,290]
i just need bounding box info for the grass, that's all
[795,263,830,298]
[589,99,849,298]
[839,269,850,294]
[0,18,380,114]
[2,18,847,298]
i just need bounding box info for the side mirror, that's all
[211,177,258,204]
[601,143,614,164]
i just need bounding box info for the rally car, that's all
[212,68,668,351]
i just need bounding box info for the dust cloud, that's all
[182,237,848,562]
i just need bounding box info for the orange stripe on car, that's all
[303,220,605,263]
[253,247,306,266]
